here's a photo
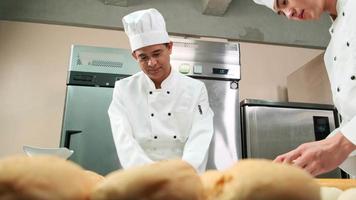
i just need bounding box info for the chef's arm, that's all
[108,86,153,169]
[182,84,214,173]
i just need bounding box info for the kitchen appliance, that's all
[240,99,345,178]
[170,38,241,170]
[60,38,241,175]
[60,45,139,175]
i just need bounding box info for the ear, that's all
[167,41,173,55]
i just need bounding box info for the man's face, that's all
[274,0,325,21]
[132,42,173,85]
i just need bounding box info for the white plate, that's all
[23,145,74,159]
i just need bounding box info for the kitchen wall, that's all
[0,0,331,48]
[287,53,332,104]
[0,20,323,158]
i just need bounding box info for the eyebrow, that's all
[152,49,162,54]
[137,49,163,58]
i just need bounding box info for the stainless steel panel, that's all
[60,86,120,175]
[171,38,240,80]
[69,45,139,75]
[242,104,342,178]
[202,79,241,170]
[244,106,335,158]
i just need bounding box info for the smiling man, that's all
[253,0,356,177]
[108,8,214,173]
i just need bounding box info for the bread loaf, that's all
[201,159,321,200]
[0,155,100,200]
[91,159,205,200]
[337,188,356,200]
[320,187,342,200]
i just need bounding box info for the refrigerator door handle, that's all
[64,130,83,148]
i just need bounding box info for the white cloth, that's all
[122,8,170,52]
[324,0,356,176]
[253,0,275,11]
[108,69,214,173]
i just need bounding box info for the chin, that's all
[148,74,162,81]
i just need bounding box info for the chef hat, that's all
[253,0,276,11]
[122,8,170,52]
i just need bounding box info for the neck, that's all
[155,82,161,89]
[324,0,337,16]
[153,66,171,89]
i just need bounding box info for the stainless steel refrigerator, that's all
[60,39,242,175]
[240,99,345,178]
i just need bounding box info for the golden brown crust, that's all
[201,159,321,200]
[91,160,205,200]
[316,179,356,191]
[0,155,99,200]
[200,170,232,200]
[84,170,105,184]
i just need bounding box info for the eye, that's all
[152,53,161,58]
[282,0,288,6]
[277,11,285,16]
[139,56,148,62]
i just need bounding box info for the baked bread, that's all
[85,170,105,184]
[316,179,356,191]
[91,159,205,200]
[201,159,320,200]
[337,188,356,200]
[200,170,226,199]
[320,187,342,200]
[0,155,100,200]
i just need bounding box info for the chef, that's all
[108,8,214,173]
[253,0,356,176]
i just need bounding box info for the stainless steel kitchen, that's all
[1,0,356,199]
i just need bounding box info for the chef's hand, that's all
[274,132,356,176]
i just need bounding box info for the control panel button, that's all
[179,64,191,74]
[193,64,203,74]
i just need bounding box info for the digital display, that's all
[212,68,229,75]
[313,116,330,141]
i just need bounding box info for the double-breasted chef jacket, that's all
[325,0,356,176]
[108,69,214,173]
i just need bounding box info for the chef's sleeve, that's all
[108,84,153,168]
[340,116,356,145]
[332,116,356,176]
[182,84,214,173]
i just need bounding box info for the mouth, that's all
[148,67,162,75]
[299,10,305,19]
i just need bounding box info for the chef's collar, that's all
[143,67,174,90]
[336,0,343,17]
[329,0,342,21]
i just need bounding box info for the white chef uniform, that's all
[253,0,356,176]
[324,0,356,176]
[108,70,214,173]
[108,8,214,173]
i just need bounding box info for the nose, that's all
[284,8,296,19]
[147,57,157,67]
